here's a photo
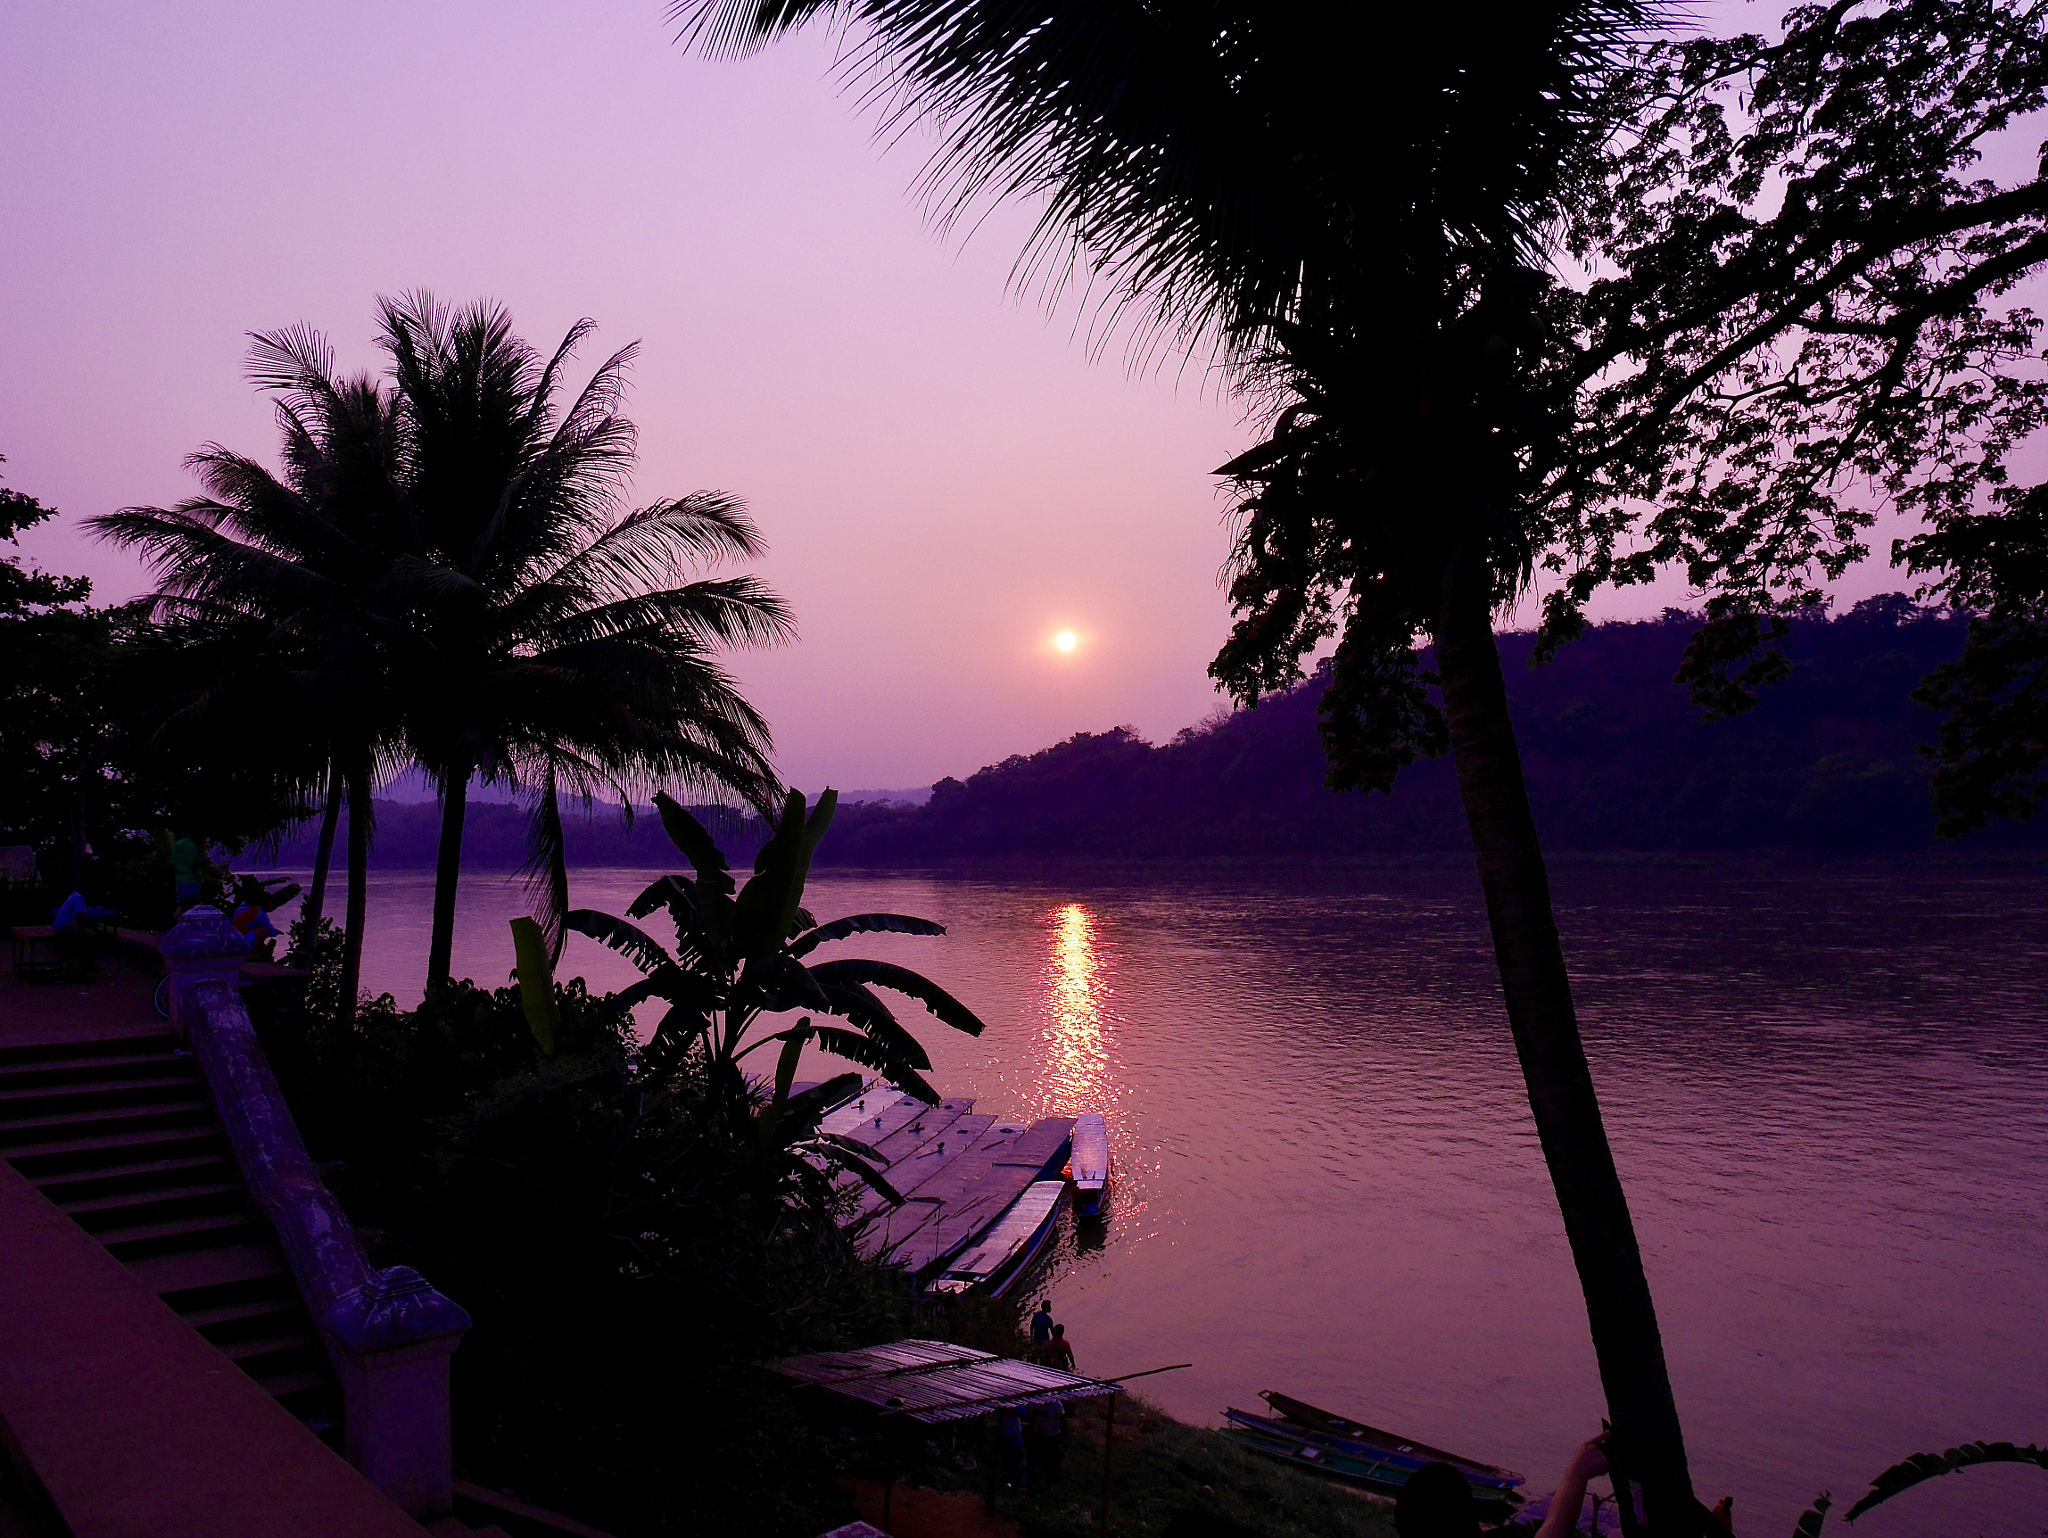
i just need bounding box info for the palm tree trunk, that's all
[338,762,371,1030]
[302,762,342,931]
[426,766,469,992]
[1433,552,1696,1531]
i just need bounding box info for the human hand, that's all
[1566,1437,1610,1484]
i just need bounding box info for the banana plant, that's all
[566,787,986,1192]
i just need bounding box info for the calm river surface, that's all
[319,863,2048,1538]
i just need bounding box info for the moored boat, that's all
[1260,1390,1523,1490]
[817,1081,910,1140]
[926,1180,1067,1296]
[1069,1112,1110,1215]
[1223,1407,1522,1500]
[1223,1420,1429,1493]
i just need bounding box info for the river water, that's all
[324,863,2048,1538]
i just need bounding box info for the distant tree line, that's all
[818,600,2045,865]
[268,799,767,870]
[275,598,2042,873]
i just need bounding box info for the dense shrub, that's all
[259,931,906,1537]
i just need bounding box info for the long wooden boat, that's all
[1069,1113,1110,1215]
[1223,1420,1434,1493]
[817,1081,910,1141]
[926,1180,1067,1297]
[1260,1390,1523,1489]
[1223,1408,1522,1499]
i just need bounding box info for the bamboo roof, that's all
[769,1339,1118,1424]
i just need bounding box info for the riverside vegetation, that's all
[258,791,1399,1538]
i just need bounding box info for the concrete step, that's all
[252,1361,332,1404]
[30,1151,239,1203]
[179,1292,305,1339]
[60,1180,247,1231]
[0,1051,193,1090]
[0,1030,176,1068]
[0,1076,205,1120]
[0,1102,215,1149]
[125,1238,287,1295]
[157,1264,299,1318]
[221,1327,326,1377]
[1,1125,228,1176]
[98,1209,265,1261]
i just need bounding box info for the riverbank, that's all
[845,1394,1397,1538]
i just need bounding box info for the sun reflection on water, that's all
[1042,902,1111,1113]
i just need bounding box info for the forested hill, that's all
[272,602,2041,871]
[816,602,2045,864]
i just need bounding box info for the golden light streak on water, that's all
[1041,902,1110,1114]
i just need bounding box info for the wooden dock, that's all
[804,1083,1074,1282]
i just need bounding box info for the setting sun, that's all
[1055,631,1077,652]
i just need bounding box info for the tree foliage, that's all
[0,458,305,913]
[89,299,792,981]
[567,787,987,1193]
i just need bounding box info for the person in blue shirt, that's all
[1030,1299,1055,1348]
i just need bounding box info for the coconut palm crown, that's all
[89,326,414,1023]
[374,293,794,984]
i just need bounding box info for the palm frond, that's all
[518,771,571,963]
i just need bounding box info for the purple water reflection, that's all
[311,864,2048,1538]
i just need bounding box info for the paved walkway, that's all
[0,965,162,1051]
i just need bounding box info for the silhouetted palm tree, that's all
[678,1,1701,1524]
[91,326,411,1025]
[372,294,792,986]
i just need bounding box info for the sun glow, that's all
[1055,631,1077,652]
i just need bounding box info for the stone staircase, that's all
[0,1026,341,1431]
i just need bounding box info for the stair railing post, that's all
[159,905,248,1045]
[324,1269,471,1519]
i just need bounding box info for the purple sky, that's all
[0,0,1932,791]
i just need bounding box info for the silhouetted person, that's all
[1030,1299,1055,1347]
[1396,1462,1481,1538]
[1025,1396,1065,1482]
[1045,1323,1075,1372]
[998,1405,1027,1487]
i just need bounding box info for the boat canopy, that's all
[769,1339,1119,1424]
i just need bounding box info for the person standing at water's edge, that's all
[1030,1299,1054,1349]
[1045,1323,1074,1372]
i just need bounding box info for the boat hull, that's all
[1224,1409,1520,1496]
[1259,1390,1523,1488]
[1224,1422,1522,1504]
[926,1180,1067,1297]
[1069,1113,1110,1216]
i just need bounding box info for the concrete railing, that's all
[162,906,470,1521]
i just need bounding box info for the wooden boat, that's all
[1069,1112,1110,1215]
[1223,1419,1435,1493]
[1260,1390,1523,1490]
[1222,1407,1522,1501]
[926,1180,1067,1297]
